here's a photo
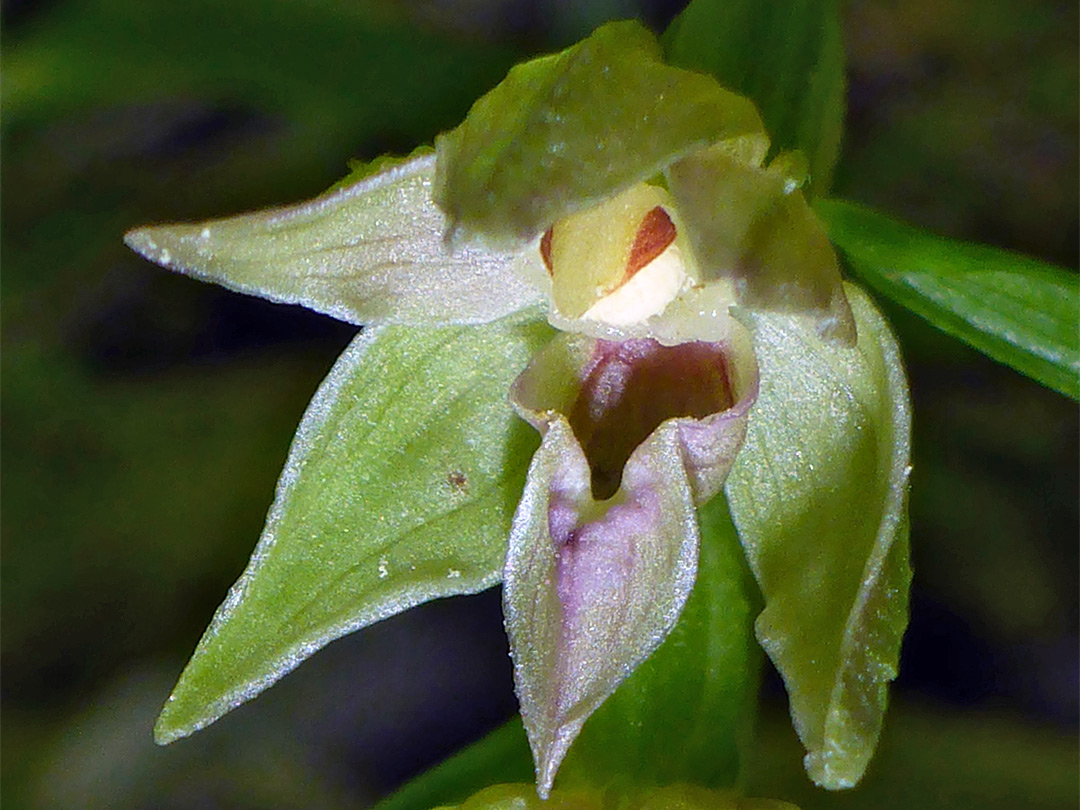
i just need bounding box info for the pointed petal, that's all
[725,282,912,788]
[125,154,543,327]
[503,417,699,797]
[666,146,855,343]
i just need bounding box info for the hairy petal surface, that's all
[504,333,757,796]
[434,20,765,250]
[154,311,553,744]
[725,283,912,788]
[125,153,543,327]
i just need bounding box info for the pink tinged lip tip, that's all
[504,332,759,797]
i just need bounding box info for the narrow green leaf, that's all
[663,0,846,196]
[817,199,1080,400]
[558,494,761,793]
[126,154,544,328]
[725,283,912,789]
[155,312,554,744]
[435,20,765,250]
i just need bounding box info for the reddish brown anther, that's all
[624,207,676,283]
[540,228,554,275]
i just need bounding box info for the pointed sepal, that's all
[725,282,912,788]
[154,311,554,744]
[126,154,543,327]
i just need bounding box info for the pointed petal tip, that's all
[123,225,156,258]
[123,224,189,270]
[152,713,183,746]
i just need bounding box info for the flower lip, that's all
[569,339,735,499]
[510,332,757,502]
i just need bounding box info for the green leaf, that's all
[154,312,554,744]
[663,0,846,197]
[725,283,912,789]
[435,20,765,250]
[373,719,533,810]
[434,783,800,810]
[126,154,544,328]
[558,494,761,793]
[817,199,1080,400]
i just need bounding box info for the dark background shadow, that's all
[3,1,1076,807]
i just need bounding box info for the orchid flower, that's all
[126,20,912,801]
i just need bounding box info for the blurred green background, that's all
[2,1,1077,808]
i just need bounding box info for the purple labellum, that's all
[504,329,758,796]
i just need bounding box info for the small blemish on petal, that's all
[447,470,468,492]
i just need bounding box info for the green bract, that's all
[125,16,925,805]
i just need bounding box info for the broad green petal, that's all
[434,20,765,250]
[725,283,912,789]
[154,312,554,744]
[125,154,544,328]
[663,0,846,197]
[817,199,1080,400]
[558,495,761,792]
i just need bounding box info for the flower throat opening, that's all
[569,339,734,500]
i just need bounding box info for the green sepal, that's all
[817,199,1080,400]
[725,283,912,789]
[434,20,765,250]
[154,311,554,744]
[663,0,846,197]
[125,154,544,328]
